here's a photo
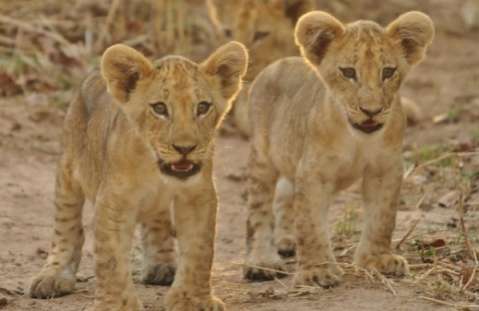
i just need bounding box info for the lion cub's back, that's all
[62,71,123,200]
[248,57,324,177]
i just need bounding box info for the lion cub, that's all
[244,11,434,287]
[29,42,248,310]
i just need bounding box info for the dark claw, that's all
[244,268,287,282]
[278,248,296,258]
[143,264,176,286]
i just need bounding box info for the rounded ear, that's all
[200,41,249,101]
[386,11,435,66]
[295,11,345,66]
[101,44,153,103]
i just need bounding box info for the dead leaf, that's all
[417,238,447,249]
[426,239,447,248]
[0,72,22,97]
[0,297,7,309]
[452,139,476,152]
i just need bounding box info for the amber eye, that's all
[339,67,357,81]
[150,102,168,117]
[382,67,397,81]
[197,101,212,116]
[253,31,270,42]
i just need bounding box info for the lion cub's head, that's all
[232,0,313,81]
[295,11,434,134]
[101,42,248,179]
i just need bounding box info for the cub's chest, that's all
[310,137,391,189]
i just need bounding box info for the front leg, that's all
[94,191,141,311]
[293,164,344,288]
[165,181,224,311]
[354,161,408,276]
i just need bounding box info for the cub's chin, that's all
[349,119,384,134]
[157,158,202,180]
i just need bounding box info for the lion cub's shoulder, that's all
[251,56,322,104]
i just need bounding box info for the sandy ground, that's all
[1,2,479,310]
[0,119,458,311]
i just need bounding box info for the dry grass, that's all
[0,0,218,100]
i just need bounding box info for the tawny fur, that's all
[220,1,423,137]
[244,11,434,286]
[229,0,315,137]
[29,42,248,311]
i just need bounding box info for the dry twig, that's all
[420,296,479,308]
[95,0,121,50]
[411,151,479,175]
[395,194,426,250]
[0,14,71,46]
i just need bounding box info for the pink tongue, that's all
[171,160,193,172]
[362,120,376,127]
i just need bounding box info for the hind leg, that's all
[244,147,286,281]
[273,177,296,258]
[141,209,176,286]
[30,159,85,298]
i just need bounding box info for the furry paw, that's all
[276,236,296,258]
[294,263,344,288]
[243,253,287,281]
[355,253,409,277]
[92,295,143,311]
[165,289,225,311]
[142,263,176,286]
[29,268,76,298]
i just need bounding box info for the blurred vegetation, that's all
[0,0,475,100]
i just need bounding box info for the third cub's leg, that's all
[273,177,296,257]
[244,146,286,281]
[141,210,176,286]
[354,162,408,276]
[29,158,84,298]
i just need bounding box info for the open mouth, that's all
[157,158,201,179]
[350,119,384,134]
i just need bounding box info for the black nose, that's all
[173,144,196,155]
[359,106,383,117]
